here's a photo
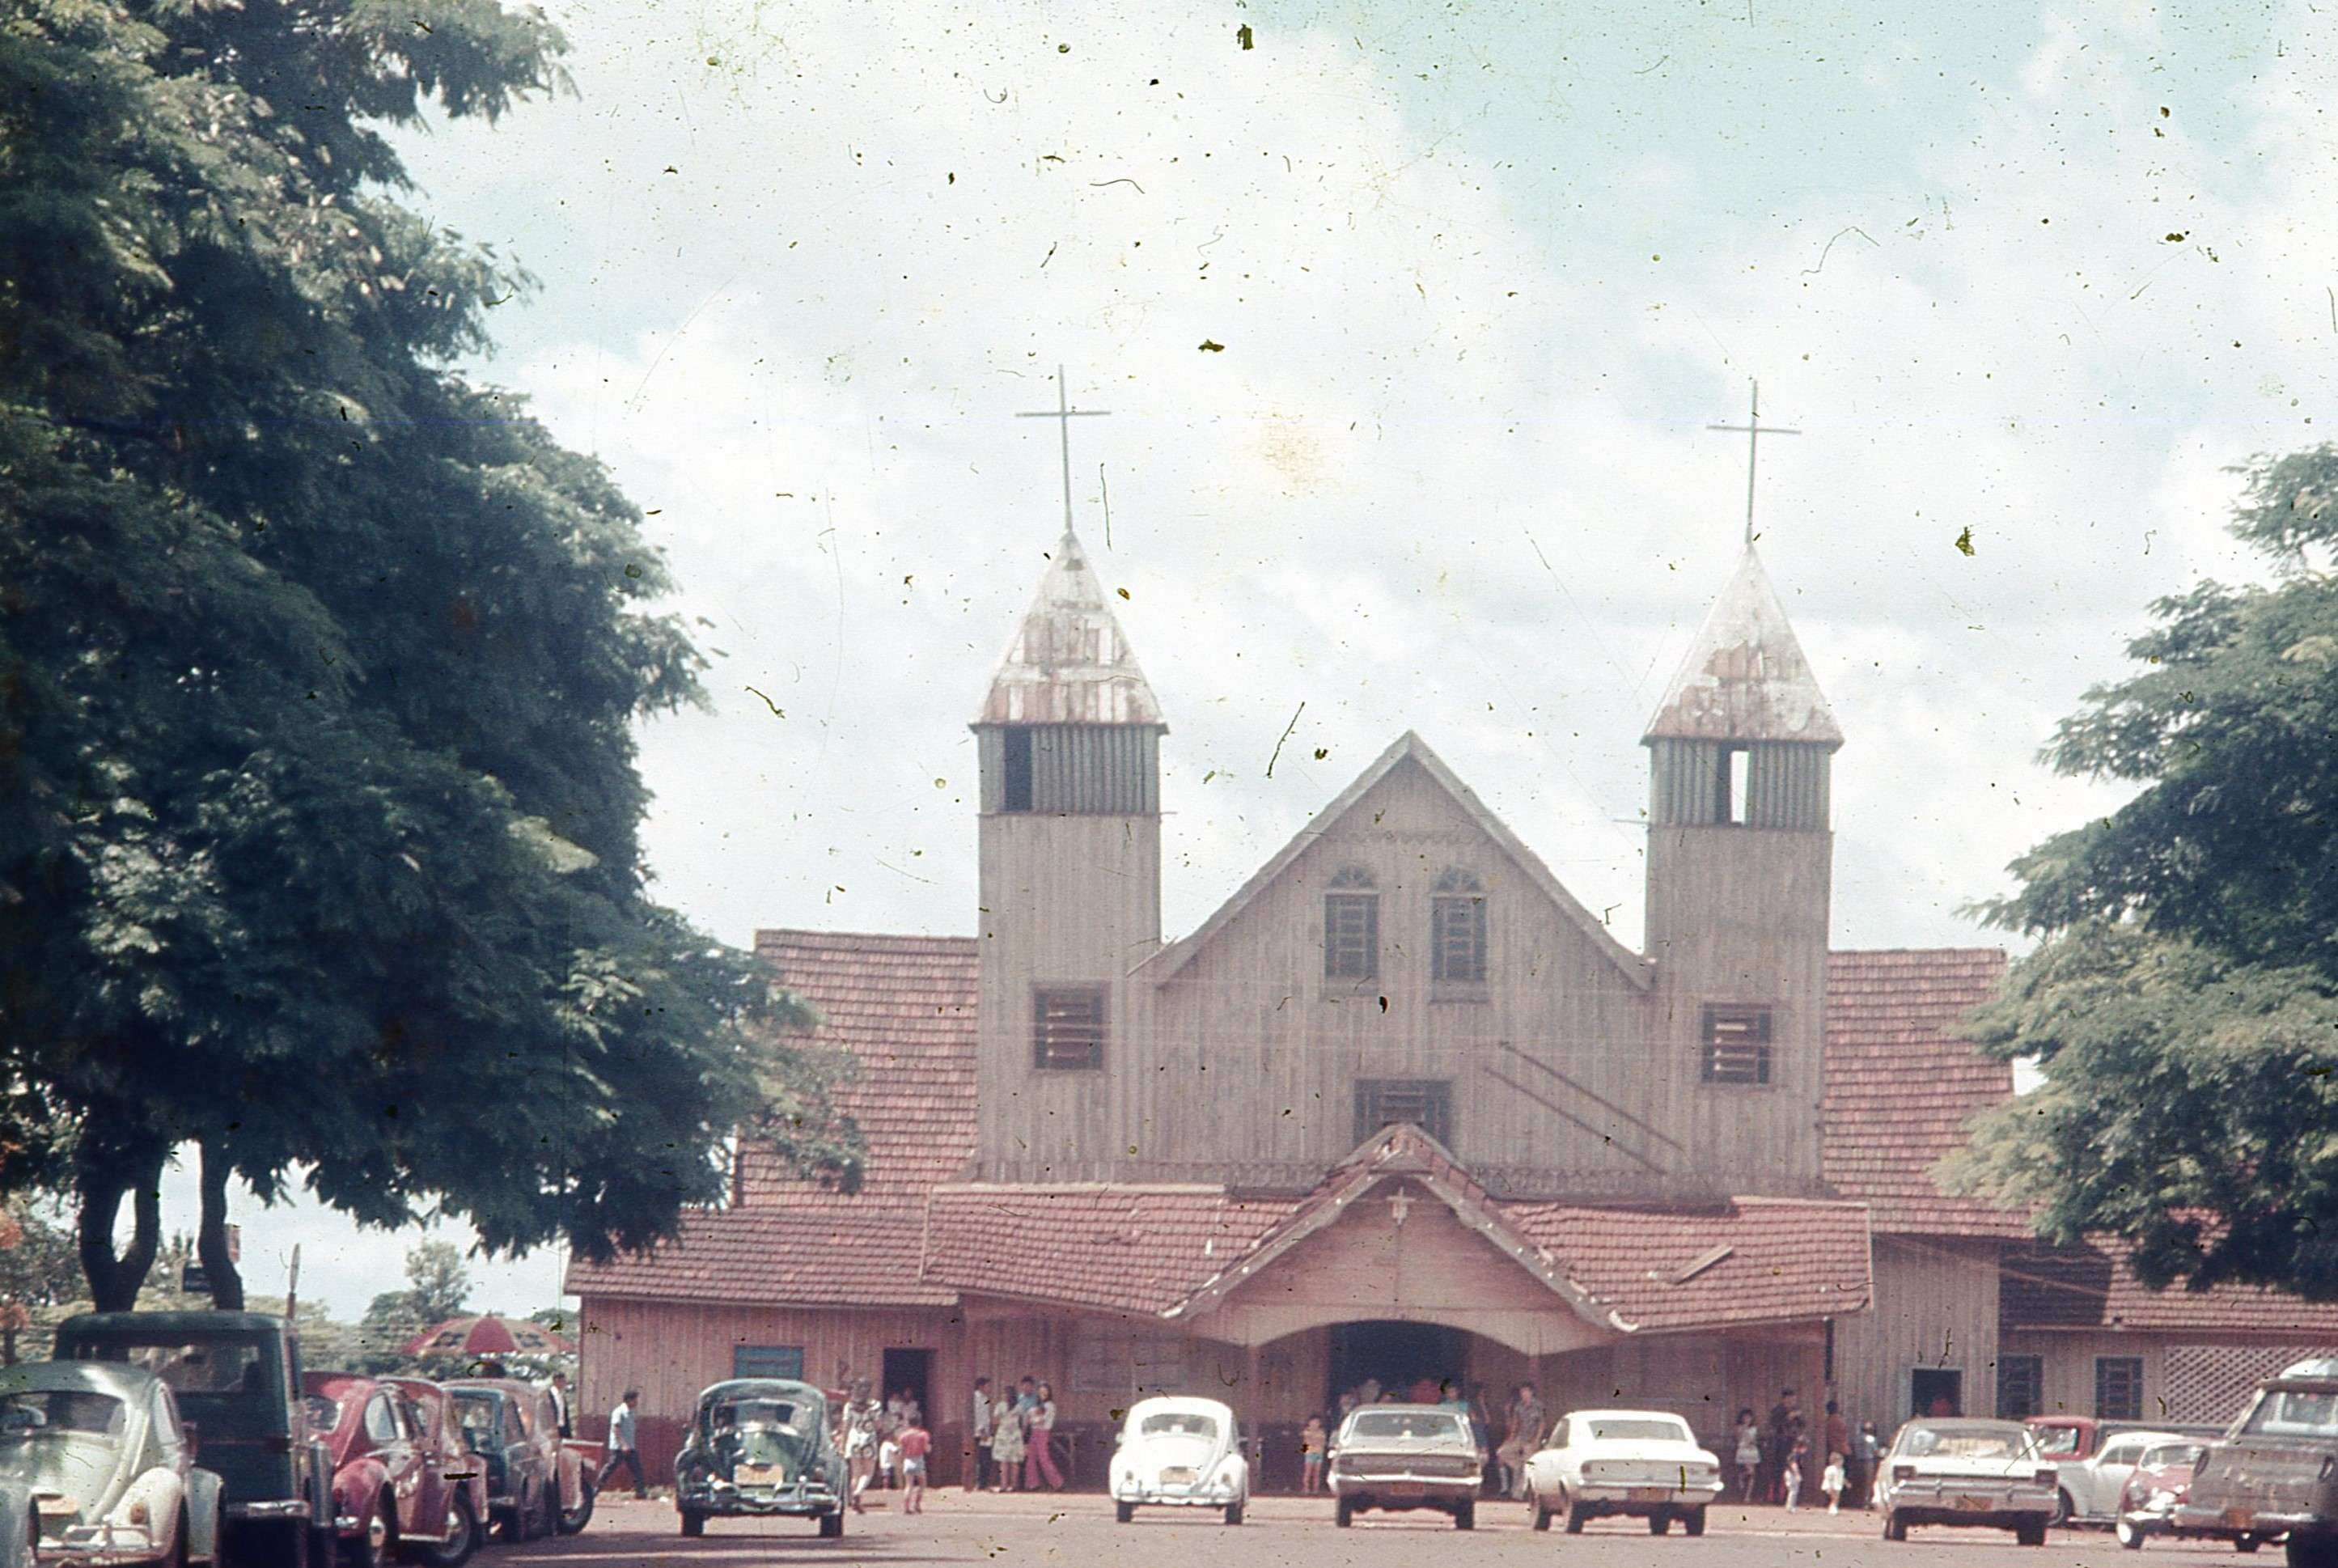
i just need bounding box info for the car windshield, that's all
[1137,1412,1219,1443]
[713,1398,815,1433]
[1349,1411,1462,1442]
[2030,1426,2082,1456]
[1902,1426,2031,1460]
[2243,1390,2338,1439]
[1587,1418,1688,1443]
[2140,1443,2203,1470]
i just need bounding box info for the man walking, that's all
[597,1389,647,1500]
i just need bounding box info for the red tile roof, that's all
[2001,1240,2338,1337]
[923,1186,1295,1316]
[1823,947,2029,1238]
[566,930,976,1304]
[1508,1197,1873,1333]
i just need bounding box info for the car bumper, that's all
[1115,1484,1240,1507]
[2175,1503,2312,1540]
[680,1487,841,1519]
[223,1501,312,1523]
[1330,1475,1478,1508]
[1569,1482,1724,1514]
[1883,1490,2056,1528]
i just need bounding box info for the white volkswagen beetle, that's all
[1109,1396,1247,1525]
[0,1360,222,1567]
[1522,1409,1723,1536]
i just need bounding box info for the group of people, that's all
[836,1382,934,1514]
[1726,1388,1884,1513]
[1300,1376,1550,1498]
[964,1375,1066,1494]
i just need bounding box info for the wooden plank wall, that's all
[1830,1236,2001,1435]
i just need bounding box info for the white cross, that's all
[1015,366,1109,539]
[1708,379,1801,547]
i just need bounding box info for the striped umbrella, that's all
[401,1314,574,1359]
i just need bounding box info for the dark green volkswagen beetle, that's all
[673,1381,844,1540]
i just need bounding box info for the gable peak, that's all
[1643,545,1842,747]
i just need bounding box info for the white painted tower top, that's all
[1642,545,1843,747]
[974,529,1166,728]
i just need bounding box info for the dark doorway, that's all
[1326,1321,1469,1411]
[1911,1367,1963,1419]
[882,1348,933,1424]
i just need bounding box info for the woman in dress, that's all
[839,1379,882,1512]
[989,1388,1026,1492]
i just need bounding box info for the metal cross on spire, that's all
[1707,379,1800,547]
[1015,366,1109,541]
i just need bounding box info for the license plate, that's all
[1956,1494,1992,1511]
[1629,1488,1670,1503]
[736,1465,782,1485]
[1380,1483,1425,1498]
[2224,1507,2256,1530]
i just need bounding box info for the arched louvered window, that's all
[1324,867,1379,981]
[1430,868,1487,984]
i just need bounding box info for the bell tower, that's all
[1642,544,1842,1190]
[972,371,1164,1180]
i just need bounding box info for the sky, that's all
[188,0,2338,1316]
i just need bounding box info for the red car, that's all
[2113,1440,2210,1549]
[302,1373,477,1568]
[386,1380,489,1565]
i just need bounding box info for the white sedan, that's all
[1108,1396,1247,1525]
[1877,1418,2057,1545]
[1522,1409,1722,1536]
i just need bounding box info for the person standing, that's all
[1782,1435,1809,1511]
[1024,1380,1065,1490]
[1821,1451,1847,1515]
[545,1371,573,1439]
[595,1390,646,1499]
[1300,1416,1327,1495]
[989,1393,1025,1492]
[1731,1409,1763,1503]
[899,1413,932,1515]
[967,1377,995,1493]
[1852,1420,1883,1509]
[1823,1400,1849,1486]
[840,1381,881,1512]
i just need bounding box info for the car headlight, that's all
[2150,1489,2177,1509]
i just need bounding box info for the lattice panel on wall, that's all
[2162,1346,2336,1425]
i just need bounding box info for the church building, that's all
[572,473,2338,1487]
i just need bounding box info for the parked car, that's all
[0,1361,222,1568]
[2111,1439,2209,1549]
[2044,1426,2189,1528]
[1876,1417,2058,1545]
[1520,1408,1722,1536]
[380,1384,487,1568]
[53,1312,334,1568]
[2176,1356,2338,1562]
[303,1374,476,1568]
[443,1381,590,1542]
[1326,1404,1483,1531]
[671,1379,845,1539]
[1108,1396,1247,1525]
[2027,1416,2225,1525]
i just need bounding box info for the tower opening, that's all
[1724,745,1749,824]
[1002,727,1035,812]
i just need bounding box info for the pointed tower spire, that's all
[1643,545,1841,747]
[976,530,1164,727]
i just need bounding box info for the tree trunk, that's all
[76,1138,165,1312]
[197,1140,244,1311]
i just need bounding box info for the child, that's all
[1300,1416,1327,1495]
[899,1417,932,1515]
[1821,1451,1846,1515]
[1783,1437,1809,1511]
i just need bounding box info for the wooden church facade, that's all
[571,527,2338,1488]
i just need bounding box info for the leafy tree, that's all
[0,1201,81,1364]
[0,0,861,1312]
[1950,447,2338,1296]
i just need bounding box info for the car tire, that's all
[1649,1512,1671,1535]
[1335,1498,1353,1528]
[2018,1519,2048,1547]
[557,1477,595,1536]
[2053,1490,2075,1528]
[1115,1502,1133,1524]
[1529,1486,1552,1532]
[1453,1502,1474,1532]
[347,1499,391,1568]
[1224,1502,1243,1527]
[173,1507,192,1568]
[677,1511,703,1539]
[423,1492,476,1568]
[1565,1494,1588,1535]
[817,1510,843,1540]
[1884,1508,1908,1542]
[1684,1508,1707,1537]
[2237,1535,2261,1553]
